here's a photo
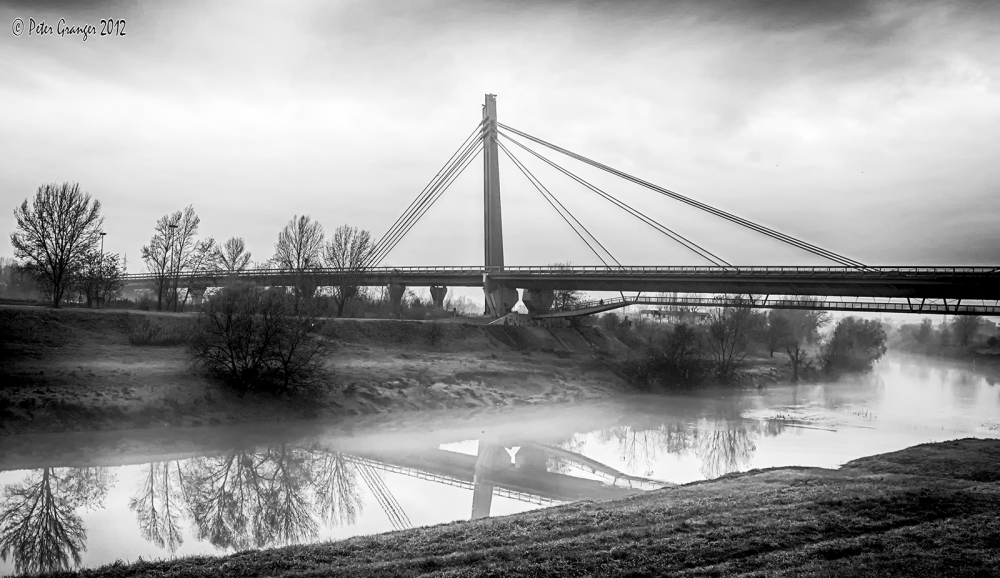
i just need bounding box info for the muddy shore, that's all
[0,306,647,436]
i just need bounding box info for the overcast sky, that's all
[2,0,998,270]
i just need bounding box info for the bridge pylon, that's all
[483,93,518,316]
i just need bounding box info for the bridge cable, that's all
[369,139,483,266]
[368,139,482,266]
[498,123,867,269]
[498,130,731,268]
[498,140,620,268]
[368,139,484,266]
[368,131,484,266]
[371,120,483,257]
[368,122,483,265]
[368,121,484,265]
[369,141,482,267]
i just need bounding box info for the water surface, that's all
[1,355,997,575]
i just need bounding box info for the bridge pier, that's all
[483,275,518,317]
[521,289,554,316]
[429,285,448,309]
[189,286,207,309]
[388,283,406,318]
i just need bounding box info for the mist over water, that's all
[1,355,997,575]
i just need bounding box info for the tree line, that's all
[602,298,889,388]
[7,182,378,315]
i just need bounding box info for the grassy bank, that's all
[26,438,1000,577]
[0,306,634,435]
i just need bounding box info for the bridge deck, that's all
[122,265,1000,300]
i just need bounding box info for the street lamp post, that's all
[98,232,107,308]
[168,223,178,311]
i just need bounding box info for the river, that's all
[1,355,997,576]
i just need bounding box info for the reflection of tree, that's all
[129,462,185,554]
[312,452,362,527]
[0,467,113,575]
[551,435,587,474]
[263,445,317,545]
[182,445,320,551]
[596,422,696,476]
[696,429,756,479]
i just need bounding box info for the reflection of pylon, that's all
[357,464,411,531]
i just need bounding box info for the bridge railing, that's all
[553,295,1000,316]
[122,264,1000,282]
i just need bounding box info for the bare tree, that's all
[759,310,791,358]
[273,215,324,310]
[10,183,104,307]
[705,296,755,381]
[550,262,582,311]
[141,206,204,311]
[322,225,373,317]
[215,236,252,274]
[781,305,831,382]
[178,237,217,310]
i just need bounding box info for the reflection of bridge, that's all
[347,440,667,520]
[122,94,998,317]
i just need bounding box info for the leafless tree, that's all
[141,206,205,311]
[177,237,217,310]
[780,305,831,382]
[322,225,373,317]
[273,215,324,310]
[705,296,756,381]
[759,310,791,357]
[214,236,252,274]
[190,287,328,395]
[549,262,582,311]
[10,183,104,307]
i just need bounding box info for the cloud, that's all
[1,0,998,268]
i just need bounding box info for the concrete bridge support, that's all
[189,286,207,309]
[484,275,518,317]
[429,285,448,309]
[521,289,554,315]
[388,283,406,318]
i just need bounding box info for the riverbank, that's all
[0,306,637,435]
[25,437,1000,577]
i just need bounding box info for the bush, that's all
[115,314,188,346]
[821,317,887,375]
[988,336,998,348]
[189,287,329,395]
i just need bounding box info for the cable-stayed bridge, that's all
[123,94,999,317]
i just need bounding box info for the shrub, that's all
[189,287,329,395]
[115,314,188,346]
[821,317,887,375]
[988,336,998,348]
[427,322,444,347]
